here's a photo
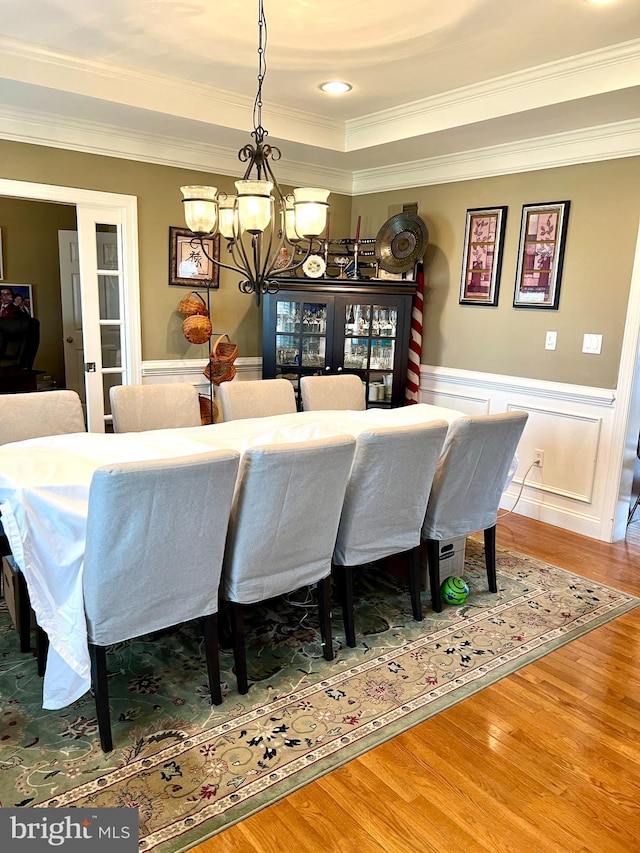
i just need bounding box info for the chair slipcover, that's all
[334,421,449,566]
[421,411,528,611]
[300,374,366,412]
[217,378,297,422]
[221,435,356,692]
[82,449,240,751]
[0,389,85,446]
[332,421,448,645]
[0,389,86,653]
[109,383,201,432]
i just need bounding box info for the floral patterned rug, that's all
[0,540,637,852]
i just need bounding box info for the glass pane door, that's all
[342,301,398,407]
[274,297,331,405]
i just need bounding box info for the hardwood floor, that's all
[196,516,640,853]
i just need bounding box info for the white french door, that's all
[76,208,128,432]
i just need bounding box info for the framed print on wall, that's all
[169,226,220,288]
[1,283,34,316]
[459,206,507,306]
[513,201,570,309]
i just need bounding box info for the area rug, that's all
[0,541,637,852]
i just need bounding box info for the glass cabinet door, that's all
[274,297,332,405]
[342,301,398,406]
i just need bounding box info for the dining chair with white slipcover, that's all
[421,411,529,612]
[332,421,449,646]
[109,382,201,432]
[300,373,366,412]
[217,377,297,422]
[0,389,86,653]
[82,449,240,752]
[221,435,356,694]
[0,389,85,445]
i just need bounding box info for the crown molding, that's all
[0,104,355,195]
[1,106,638,198]
[346,39,640,150]
[3,34,637,157]
[352,119,640,194]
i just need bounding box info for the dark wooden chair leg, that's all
[217,599,233,649]
[36,624,49,677]
[203,613,223,705]
[317,575,333,661]
[407,547,423,621]
[89,643,112,753]
[484,525,498,593]
[230,602,248,695]
[16,570,32,652]
[426,539,442,613]
[338,565,356,648]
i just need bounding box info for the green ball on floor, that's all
[440,575,469,604]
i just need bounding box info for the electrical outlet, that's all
[534,449,544,468]
[545,331,557,350]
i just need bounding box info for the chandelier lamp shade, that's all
[180,0,330,306]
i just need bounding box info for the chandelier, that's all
[180,0,330,307]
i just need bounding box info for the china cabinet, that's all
[262,279,417,409]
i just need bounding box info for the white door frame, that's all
[608,218,640,540]
[0,179,141,431]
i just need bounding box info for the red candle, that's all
[355,215,361,243]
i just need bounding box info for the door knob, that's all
[66,336,74,343]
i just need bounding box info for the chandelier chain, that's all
[181,0,329,307]
[252,0,268,145]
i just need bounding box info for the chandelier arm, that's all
[258,201,282,281]
[278,239,320,276]
[188,235,255,279]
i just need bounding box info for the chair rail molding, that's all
[142,357,262,386]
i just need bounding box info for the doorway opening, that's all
[0,179,141,432]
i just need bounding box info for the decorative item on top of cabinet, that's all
[262,278,416,410]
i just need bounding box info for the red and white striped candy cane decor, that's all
[405,263,424,405]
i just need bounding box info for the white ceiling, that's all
[0,0,638,193]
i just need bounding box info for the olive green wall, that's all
[0,196,76,385]
[352,157,640,388]
[3,140,639,388]
[0,140,353,361]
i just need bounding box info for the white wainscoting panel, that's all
[141,357,263,421]
[420,365,617,541]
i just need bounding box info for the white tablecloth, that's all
[0,404,462,709]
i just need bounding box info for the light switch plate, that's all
[545,331,557,350]
[582,333,603,354]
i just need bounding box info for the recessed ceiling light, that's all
[320,81,352,95]
[585,0,617,4]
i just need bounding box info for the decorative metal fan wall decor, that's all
[375,213,428,273]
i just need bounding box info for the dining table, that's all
[0,403,463,710]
